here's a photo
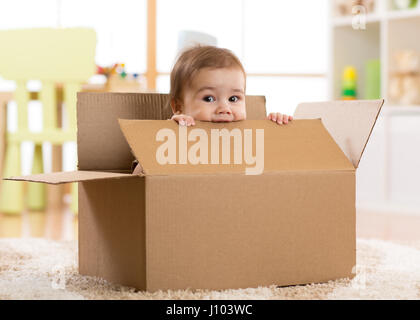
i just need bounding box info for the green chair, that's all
[0,28,96,215]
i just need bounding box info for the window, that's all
[60,0,147,74]
[156,0,328,114]
[156,0,243,72]
[0,0,147,74]
[0,0,57,29]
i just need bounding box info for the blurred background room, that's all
[0,0,419,245]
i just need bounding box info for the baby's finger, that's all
[276,113,283,125]
[282,114,289,124]
[186,117,194,126]
[270,113,278,123]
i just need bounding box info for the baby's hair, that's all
[169,45,246,113]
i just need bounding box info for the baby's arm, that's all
[267,112,293,125]
[171,113,195,126]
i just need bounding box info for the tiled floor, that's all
[1,207,419,243]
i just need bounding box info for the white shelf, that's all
[381,105,420,117]
[332,14,381,27]
[330,2,420,101]
[387,7,420,20]
[330,1,420,214]
[331,8,420,26]
[383,104,420,109]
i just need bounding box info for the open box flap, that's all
[77,92,267,172]
[118,119,354,176]
[294,99,384,168]
[4,170,138,185]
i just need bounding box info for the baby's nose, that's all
[217,104,232,114]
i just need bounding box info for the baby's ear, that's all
[170,98,182,114]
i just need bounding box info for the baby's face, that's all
[180,67,246,122]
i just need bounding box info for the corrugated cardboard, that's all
[144,171,355,291]
[4,93,384,291]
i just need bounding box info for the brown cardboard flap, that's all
[77,93,266,172]
[294,99,384,168]
[245,95,267,120]
[4,170,137,185]
[77,93,171,172]
[119,119,354,176]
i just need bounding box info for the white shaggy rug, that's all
[0,238,419,300]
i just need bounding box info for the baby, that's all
[169,45,293,126]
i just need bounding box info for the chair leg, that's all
[64,83,80,215]
[0,141,24,214]
[70,182,78,215]
[0,81,28,214]
[27,143,46,210]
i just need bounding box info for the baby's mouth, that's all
[213,114,234,122]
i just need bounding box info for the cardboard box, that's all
[6,93,383,291]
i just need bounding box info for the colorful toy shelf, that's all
[330,0,420,105]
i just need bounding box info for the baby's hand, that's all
[267,112,293,125]
[171,114,196,126]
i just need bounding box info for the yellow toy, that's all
[342,66,358,100]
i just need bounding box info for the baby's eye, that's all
[229,96,239,102]
[203,96,215,102]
